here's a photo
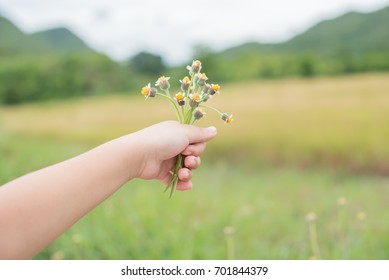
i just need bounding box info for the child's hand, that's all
[0,121,217,258]
[133,121,217,191]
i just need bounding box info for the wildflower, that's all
[193,108,206,120]
[337,197,347,207]
[223,226,235,236]
[72,234,82,244]
[189,92,202,107]
[139,59,233,198]
[194,73,208,85]
[175,92,185,106]
[209,84,220,95]
[180,76,191,92]
[356,211,366,222]
[51,251,64,260]
[221,113,233,123]
[187,60,202,74]
[306,212,317,223]
[141,83,156,99]
[155,76,170,90]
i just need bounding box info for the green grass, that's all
[1,127,389,260]
[1,73,389,259]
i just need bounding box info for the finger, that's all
[183,156,201,170]
[183,125,217,144]
[182,143,206,156]
[178,167,192,182]
[176,180,193,191]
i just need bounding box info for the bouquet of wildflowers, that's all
[141,60,233,197]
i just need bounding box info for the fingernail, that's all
[207,126,217,134]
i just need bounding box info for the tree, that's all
[128,52,166,76]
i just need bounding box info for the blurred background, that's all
[0,0,389,259]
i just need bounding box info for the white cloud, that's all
[0,0,388,64]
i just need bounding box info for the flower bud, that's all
[193,108,206,120]
[187,60,202,74]
[221,113,233,123]
[149,87,157,97]
[180,76,191,92]
[194,73,208,85]
[203,83,211,93]
[155,76,170,90]
[189,92,201,108]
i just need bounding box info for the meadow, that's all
[1,73,389,259]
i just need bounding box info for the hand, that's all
[133,121,217,191]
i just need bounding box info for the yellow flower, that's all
[141,83,156,99]
[182,76,190,84]
[180,76,191,92]
[141,86,150,97]
[221,113,233,124]
[191,92,201,102]
[210,84,220,95]
[175,92,185,106]
[189,92,202,107]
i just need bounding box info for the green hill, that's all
[195,6,389,80]
[0,16,139,105]
[30,27,91,53]
[221,6,389,57]
[0,16,42,55]
[281,6,389,55]
[0,16,91,56]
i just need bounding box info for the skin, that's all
[0,121,217,259]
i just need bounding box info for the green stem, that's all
[200,104,223,115]
[165,88,172,98]
[309,222,321,259]
[181,106,185,120]
[184,107,195,124]
[226,236,235,260]
[163,154,184,198]
[156,93,183,123]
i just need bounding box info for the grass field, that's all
[1,73,389,259]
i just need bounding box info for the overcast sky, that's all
[0,0,388,65]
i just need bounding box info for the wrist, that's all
[118,132,149,181]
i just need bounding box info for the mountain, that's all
[192,6,389,80]
[280,6,389,55]
[222,6,389,57]
[0,16,92,56]
[31,27,91,53]
[0,16,134,105]
[0,16,39,55]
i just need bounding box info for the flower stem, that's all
[163,153,184,198]
[156,93,183,123]
[308,221,321,259]
[200,104,223,115]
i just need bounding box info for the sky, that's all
[0,0,388,65]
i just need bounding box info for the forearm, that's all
[0,133,143,259]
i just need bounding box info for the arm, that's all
[0,121,217,259]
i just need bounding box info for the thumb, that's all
[183,125,217,144]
